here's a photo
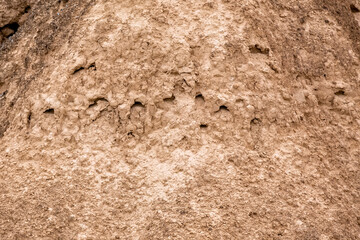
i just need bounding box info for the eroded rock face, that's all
[0,0,359,239]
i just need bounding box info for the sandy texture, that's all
[1,0,360,239]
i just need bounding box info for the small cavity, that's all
[219,105,229,111]
[195,93,205,107]
[88,62,96,71]
[44,108,54,114]
[72,67,84,74]
[27,112,32,124]
[249,212,258,217]
[195,93,205,106]
[127,131,135,137]
[163,95,175,102]
[88,97,107,108]
[299,17,306,24]
[250,118,261,125]
[88,102,97,108]
[335,90,345,96]
[350,4,359,13]
[24,6,31,13]
[200,124,208,128]
[131,101,145,109]
[0,90,8,98]
[195,93,205,101]
[182,79,190,87]
[0,22,20,38]
[249,44,269,55]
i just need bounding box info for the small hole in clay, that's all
[163,95,175,102]
[249,212,257,217]
[44,108,54,114]
[200,124,208,128]
[131,101,145,109]
[350,4,359,13]
[24,6,31,13]
[195,93,205,106]
[72,67,84,74]
[88,97,107,108]
[335,90,345,96]
[1,22,19,38]
[249,44,269,55]
[89,102,97,108]
[88,62,96,71]
[27,112,32,124]
[0,90,8,98]
[195,93,205,101]
[219,105,229,111]
[250,118,261,125]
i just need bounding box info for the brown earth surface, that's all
[1,0,360,239]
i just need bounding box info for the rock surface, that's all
[1,0,360,239]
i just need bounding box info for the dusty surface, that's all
[1,0,360,239]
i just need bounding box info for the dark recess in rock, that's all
[249,44,270,55]
[131,101,145,109]
[350,4,359,13]
[163,95,175,102]
[72,67,84,74]
[0,23,20,38]
[44,108,55,114]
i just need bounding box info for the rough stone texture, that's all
[1,0,360,239]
